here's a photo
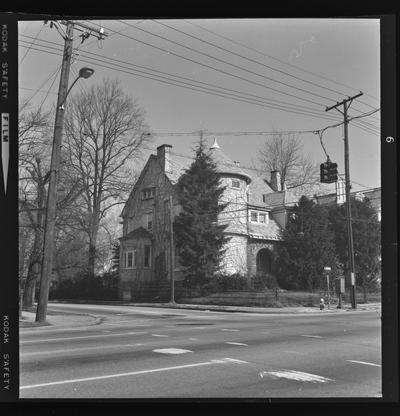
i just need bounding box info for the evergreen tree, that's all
[276,196,340,292]
[328,197,381,302]
[174,139,230,290]
[110,241,120,272]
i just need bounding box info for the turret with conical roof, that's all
[209,137,252,183]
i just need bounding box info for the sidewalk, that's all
[125,301,382,314]
[20,301,381,329]
[19,310,102,329]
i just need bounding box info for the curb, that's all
[19,311,103,329]
[48,300,381,315]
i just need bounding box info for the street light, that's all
[59,67,94,109]
[35,66,94,323]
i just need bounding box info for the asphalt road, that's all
[19,303,381,399]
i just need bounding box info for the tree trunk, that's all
[88,242,97,279]
[23,278,36,309]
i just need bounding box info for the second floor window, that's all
[146,213,153,231]
[142,187,155,200]
[249,210,269,224]
[231,179,241,189]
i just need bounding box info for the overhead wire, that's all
[19,22,45,64]
[87,22,335,109]
[22,61,63,107]
[19,39,378,135]
[183,19,380,108]
[152,17,380,121]
[117,19,334,107]
[20,34,337,116]
[19,41,348,125]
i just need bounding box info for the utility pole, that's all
[36,21,74,323]
[169,195,175,304]
[35,20,105,323]
[326,92,363,310]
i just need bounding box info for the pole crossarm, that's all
[325,92,363,112]
[59,20,108,39]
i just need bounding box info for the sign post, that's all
[324,267,331,309]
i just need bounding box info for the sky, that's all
[18,18,381,192]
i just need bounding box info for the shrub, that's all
[50,271,119,300]
[250,272,278,290]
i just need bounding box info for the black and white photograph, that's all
[0,10,397,404]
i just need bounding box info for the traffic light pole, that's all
[326,92,363,309]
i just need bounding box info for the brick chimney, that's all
[157,144,173,174]
[270,170,282,192]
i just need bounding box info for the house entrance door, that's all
[256,248,272,274]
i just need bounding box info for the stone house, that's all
[118,138,338,300]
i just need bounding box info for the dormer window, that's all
[231,179,241,189]
[142,187,155,200]
[249,210,269,224]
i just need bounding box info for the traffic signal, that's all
[320,162,330,183]
[328,162,338,183]
[320,160,338,183]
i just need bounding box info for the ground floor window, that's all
[124,250,136,269]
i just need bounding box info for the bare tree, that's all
[258,132,318,190]
[18,102,52,308]
[64,78,151,278]
[18,102,86,307]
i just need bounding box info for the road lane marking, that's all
[259,370,332,383]
[151,334,169,337]
[20,357,248,390]
[284,350,307,356]
[221,329,240,332]
[20,331,148,344]
[20,343,144,356]
[346,360,381,367]
[225,342,248,346]
[153,348,192,354]
[188,338,198,341]
[300,335,323,339]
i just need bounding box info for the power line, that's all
[183,19,380,108]
[20,34,335,116]
[118,19,334,107]
[19,35,380,135]
[20,42,346,125]
[22,62,63,107]
[20,22,45,64]
[152,18,378,114]
[20,41,378,135]
[96,22,333,109]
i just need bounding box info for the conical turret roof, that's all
[209,138,251,183]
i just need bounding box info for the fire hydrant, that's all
[319,298,325,310]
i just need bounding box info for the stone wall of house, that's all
[247,240,277,277]
[218,176,248,235]
[220,234,248,275]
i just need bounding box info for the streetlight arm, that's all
[59,76,80,107]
